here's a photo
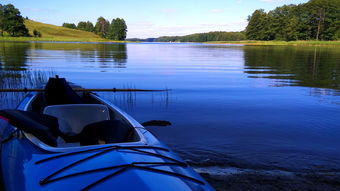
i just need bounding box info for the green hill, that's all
[1,20,114,42]
[25,20,102,39]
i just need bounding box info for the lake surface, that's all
[1,41,340,173]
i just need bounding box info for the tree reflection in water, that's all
[0,42,54,109]
[244,46,340,92]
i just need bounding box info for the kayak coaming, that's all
[0,89,215,191]
[89,93,163,146]
[17,91,38,111]
[20,92,150,153]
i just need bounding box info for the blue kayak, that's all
[0,77,215,191]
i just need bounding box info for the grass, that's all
[0,20,126,43]
[205,40,340,47]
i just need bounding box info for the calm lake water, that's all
[1,41,340,173]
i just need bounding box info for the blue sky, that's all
[4,0,308,38]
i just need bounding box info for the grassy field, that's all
[0,20,124,42]
[205,40,340,47]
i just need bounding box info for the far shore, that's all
[205,40,340,47]
[1,37,340,47]
[0,36,128,43]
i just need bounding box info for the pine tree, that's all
[245,9,268,40]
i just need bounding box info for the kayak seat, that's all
[43,104,110,133]
[79,120,133,146]
[44,77,84,106]
[0,110,59,146]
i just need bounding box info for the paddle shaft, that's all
[0,88,169,93]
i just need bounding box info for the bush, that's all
[33,29,42,37]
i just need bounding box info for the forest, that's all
[154,0,339,42]
[245,0,339,41]
[154,32,246,42]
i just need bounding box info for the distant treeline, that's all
[128,32,246,42]
[156,32,246,42]
[62,17,127,40]
[246,0,340,41]
[0,4,29,37]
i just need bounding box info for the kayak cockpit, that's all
[41,104,140,148]
[0,76,144,150]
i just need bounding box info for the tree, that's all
[62,23,76,29]
[308,0,340,40]
[0,4,5,36]
[284,17,299,41]
[33,29,41,37]
[244,0,340,41]
[107,18,127,40]
[85,21,94,32]
[95,17,109,38]
[77,21,94,32]
[0,4,29,37]
[268,5,299,41]
[77,21,87,31]
[245,9,269,40]
[107,18,116,39]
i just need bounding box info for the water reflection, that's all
[243,46,340,91]
[97,90,171,113]
[96,44,127,69]
[0,42,340,173]
[0,42,30,71]
[0,70,54,110]
[27,42,128,70]
[0,42,54,109]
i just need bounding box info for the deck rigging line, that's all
[35,145,170,164]
[38,145,201,189]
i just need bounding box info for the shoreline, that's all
[0,36,128,43]
[196,166,340,191]
[1,37,340,47]
[204,40,340,47]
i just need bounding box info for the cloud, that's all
[161,9,177,14]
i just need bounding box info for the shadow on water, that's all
[244,46,340,93]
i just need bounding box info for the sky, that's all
[3,0,309,38]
